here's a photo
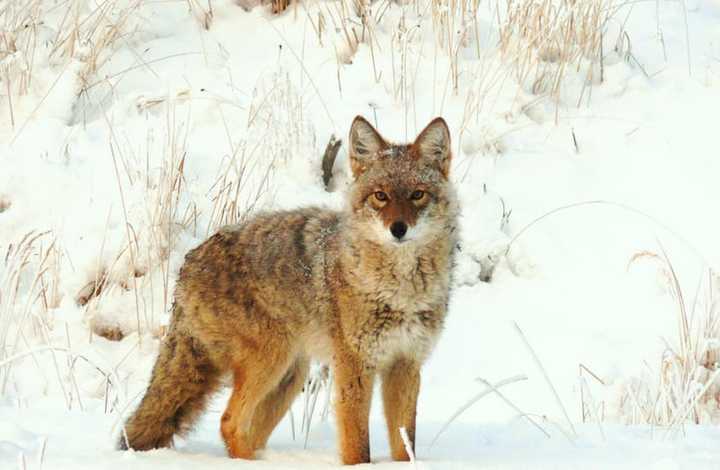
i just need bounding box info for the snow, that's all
[2,0,720,467]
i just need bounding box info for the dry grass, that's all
[86,68,302,340]
[54,0,144,89]
[431,0,482,90]
[1,0,144,133]
[498,0,612,111]
[0,231,65,400]
[0,230,140,412]
[1,0,43,126]
[206,70,304,234]
[82,102,196,341]
[304,0,618,144]
[616,250,720,429]
[187,0,214,30]
[0,1,40,85]
[297,363,331,447]
[503,201,720,430]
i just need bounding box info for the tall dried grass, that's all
[498,0,612,112]
[0,231,66,402]
[1,0,144,134]
[617,250,720,430]
[206,69,305,234]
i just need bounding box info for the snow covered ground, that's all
[2,0,720,467]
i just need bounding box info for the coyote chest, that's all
[360,303,443,367]
[341,248,451,367]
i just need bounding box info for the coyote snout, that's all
[390,221,407,240]
[119,116,459,465]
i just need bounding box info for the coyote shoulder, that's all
[119,116,459,464]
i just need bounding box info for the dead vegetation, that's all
[0,231,64,397]
[1,0,145,131]
[616,249,720,428]
[500,0,609,85]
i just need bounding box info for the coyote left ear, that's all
[414,117,451,178]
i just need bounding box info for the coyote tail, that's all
[118,310,220,451]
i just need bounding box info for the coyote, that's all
[118,116,459,464]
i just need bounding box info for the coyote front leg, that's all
[333,347,374,465]
[382,358,420,461]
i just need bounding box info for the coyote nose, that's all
[390,221,408,240]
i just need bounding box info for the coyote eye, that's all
[410,190,425,200]
[374,191,388,201]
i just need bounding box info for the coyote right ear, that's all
[414,117,451,178]
[349,116,387,178]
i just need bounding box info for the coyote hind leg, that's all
[248,356,309,451]
[220,347,295,459]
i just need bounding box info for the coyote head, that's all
[346,116,458,247]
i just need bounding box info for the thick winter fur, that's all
[119,116,459,464]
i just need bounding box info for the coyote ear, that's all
[414,117,451,178]
[349,116,387,178]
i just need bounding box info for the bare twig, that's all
[321,135,342,189]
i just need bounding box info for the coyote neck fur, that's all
[340,217,455,296]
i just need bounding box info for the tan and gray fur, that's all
[118,116,459,464]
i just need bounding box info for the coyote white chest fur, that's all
[119,116,459,465]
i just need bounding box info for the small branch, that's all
[321,135,342,189]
